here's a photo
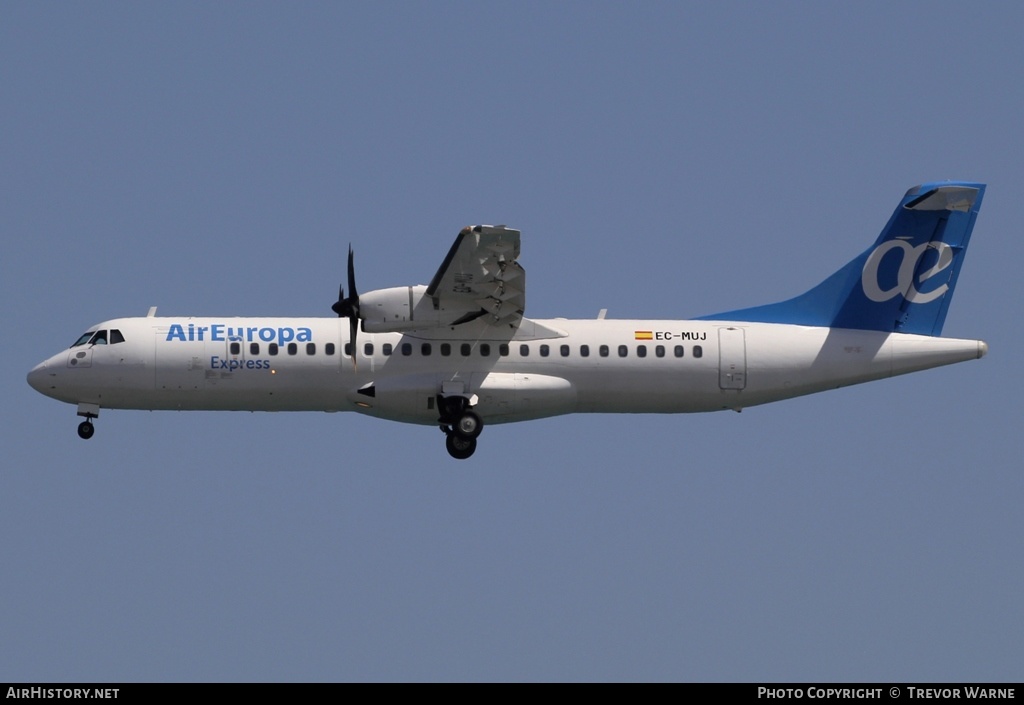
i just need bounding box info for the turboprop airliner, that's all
[28,182,988,459]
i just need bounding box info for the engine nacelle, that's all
[359,285,452,333]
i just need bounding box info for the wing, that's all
[426,225,525,327]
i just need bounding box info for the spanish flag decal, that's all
[634,331,653,340]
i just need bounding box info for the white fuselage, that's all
[28,316,986,426]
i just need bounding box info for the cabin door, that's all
[718,327,746,390]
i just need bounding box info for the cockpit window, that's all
[71,329,124,347]
[72,332,96,347]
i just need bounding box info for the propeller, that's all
[331,246,360,370]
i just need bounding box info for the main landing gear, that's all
[438,395,484,460]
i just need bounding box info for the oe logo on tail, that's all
[861,240,954,304]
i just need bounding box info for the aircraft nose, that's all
[27,360,51,394]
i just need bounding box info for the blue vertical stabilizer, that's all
[697,182,985,336]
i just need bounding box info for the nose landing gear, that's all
[76,403,100,440]
[438,395,484,460]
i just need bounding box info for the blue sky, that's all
[3,2,1022,681]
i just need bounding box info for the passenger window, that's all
[540,344,550,357]
[364,342,374,356]
[287,342,297,355]
[421,343,432,356]
[382,343,392,356]
[599,345,609,357]
[250,343,260,355]
[440,343,451,357]
[655,345,665,358]
[269,343,279,356]
[401,343,412,356]
[580,345,590,357]
[325,343,336,355]
[520,344,529,357]
[618,345,628,357]
[674,345,684,358]
[110,329,126,344]
[637,345,647,358]
[693,345,703,358]
[499,344,509,357]
[230,342,241,355]
[307,343,316,355]
[560,345,570,357]
[480,343,490,357]
[344,342,352,356]
[461,343,471,357]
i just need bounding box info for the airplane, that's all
[28,181,988,460]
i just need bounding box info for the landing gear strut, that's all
[438,395,484,460]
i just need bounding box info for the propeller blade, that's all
[349,316,359,373]
[327,245,360,372]
[347,245,358,302]
[331,285,346,317]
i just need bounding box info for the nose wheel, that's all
[77,421,95,440]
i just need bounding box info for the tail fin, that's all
[698,182,985,336]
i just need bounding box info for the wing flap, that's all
[427,225,525,327]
